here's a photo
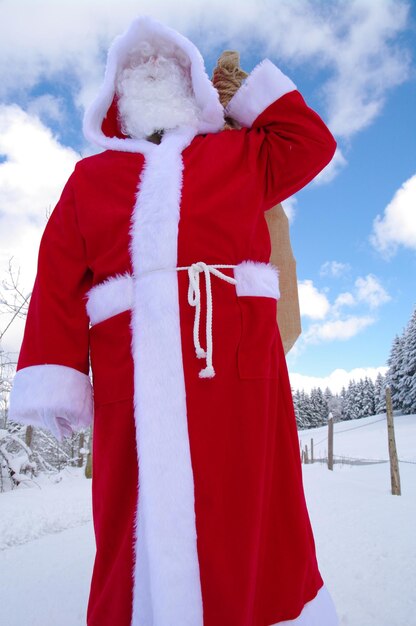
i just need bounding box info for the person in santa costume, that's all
[9,15,340,626]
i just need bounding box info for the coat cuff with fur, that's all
[224,58,297,128]
[8,364,93,435]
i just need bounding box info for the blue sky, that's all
[286,69,416,379]
[0,0,415,392]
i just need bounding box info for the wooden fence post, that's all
[328,412,334,471]
[310,438,314,464]
[304,444,309,464]
[25,425,33,449]
[385,386,401,495]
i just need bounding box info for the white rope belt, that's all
[137,262,237,377]
[146,262,237,378]
[87,263,237,377]
[180,262,237,378]
[90,262,291,378]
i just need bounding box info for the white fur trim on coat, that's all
[85,272,133,325]
[8,364,93,434]
[225,58,297,128]
[234,260,280,299]
[85,261,280,327]
[83,15,224,153]
[270,583,339,625]
[129,129,204,625]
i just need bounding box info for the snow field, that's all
[0,415,414,625]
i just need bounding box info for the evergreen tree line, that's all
[292,373,386,429]
[294,305,416,429]
[386,307,416,415]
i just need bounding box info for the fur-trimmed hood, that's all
[83,15,225,153]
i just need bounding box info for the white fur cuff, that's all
[8,364,93,433]
[225,58,297,128]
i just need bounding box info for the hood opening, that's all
[83,16,225,153]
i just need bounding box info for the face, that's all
[116,54,201,139]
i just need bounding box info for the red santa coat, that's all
[9,16,339,626]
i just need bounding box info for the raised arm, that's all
[225,58,337,209]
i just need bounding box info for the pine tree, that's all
[355,379,365,417]
[398,308,416,414]
[309,387,326,427]
[345,380,360,420]
[361,377,375,417]
[386,334,405,410]
[316,387,328,423]
[339,386,348,421]
[323,387,333,411]
[300,390,314,428]
[293,389,312,429]
[343,382,352,420]
[293,389,304,429]
[374,372,386,414]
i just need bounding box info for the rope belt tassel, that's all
[177,262,237,378]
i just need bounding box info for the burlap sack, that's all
[212,51,302,354]
[264,203,301,354]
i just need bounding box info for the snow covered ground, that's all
[0,413,415,625]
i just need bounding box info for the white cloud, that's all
[370,173,416,258]
[0,105,80,290]
[355,274,391,308]
[331,274,390,312]
[333,292,356,309]
[320,260,351,278]
[295,272,390,345]
[321,1,411,138]
[300,274,390,314]
[303,315,375,343]
[289,365,388,394]
[27,95,64,124]
[298,280,330,320]
[313,147,347,185]
[0,1,108,101]
[0,0,411,143]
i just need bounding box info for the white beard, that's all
[116,56,201,139]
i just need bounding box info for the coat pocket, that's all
[89,309,134,406]
[234,261,280,380]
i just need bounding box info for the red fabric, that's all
[17,179,92,374]
[87,392,137,626]
[101,95,129,140]
[16,90,336,625]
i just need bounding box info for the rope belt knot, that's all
[176,262,237,378]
